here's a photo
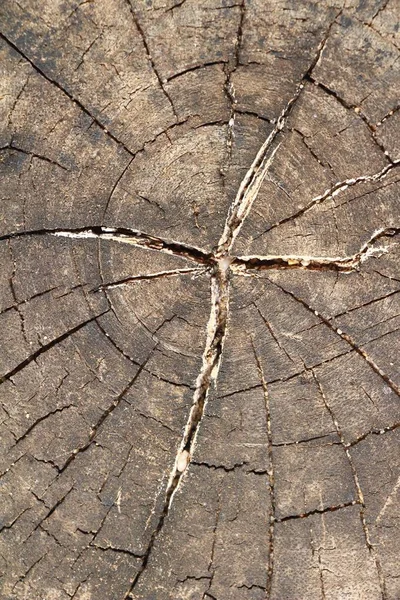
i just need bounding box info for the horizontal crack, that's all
[346,422,400,448]
[54,228,213,265]
[90,542,143,559]
[94,267,206,291]
[1,143,68,170]
[233,227,400,273]
[272,433,339,447]
[191,460,268,474]
[165,60,227,82]
[276,500,358,523]
[0,226,212,265]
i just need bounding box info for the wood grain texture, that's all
[0,0,399,598]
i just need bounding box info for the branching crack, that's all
[2,5,399,596]
[25,486,75,540]
[306,75,394,160]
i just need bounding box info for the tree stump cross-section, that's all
[0,1,399,599]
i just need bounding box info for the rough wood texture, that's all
[0,0,399,599]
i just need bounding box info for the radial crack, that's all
[258,160,400,237]
[234,227,400,273]
[221,0,245,178]
[312,370,388,599]
[53,228,213,264]
[2,6,399,597]
[0,226,212,265]
[215,11,341,256]
[95,267,206,291]
[276,500,358,522]
[251,342,276,597]
[15,404,74,443]
[1,144,68,170]
[202,481,223,597]
[0,32,135,157]
[0,311,109,384]
[59,347,156,474]
[124,0,178,118]
[346,422,400,448]
[267,278,400,399]
[306,75,395,160]
[103,155,135,219]
[253,303,296,365]
[125,259,230,596]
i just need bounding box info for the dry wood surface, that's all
[0,0,399,598]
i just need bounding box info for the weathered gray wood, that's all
[0,0,399,598]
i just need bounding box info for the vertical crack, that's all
[253,303,297,365]
[309,518,327,600]
[202,482,223,598]
[221,0,246,180]
[124,0,178,119]
[125,260,230,596]
[102,155,135,219]
[6,73,31,131]
[7,240,29,347]
[216,10,341,256]
[311,370,387,600]
[251,342,275,598]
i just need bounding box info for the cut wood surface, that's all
[0,0,399,598]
